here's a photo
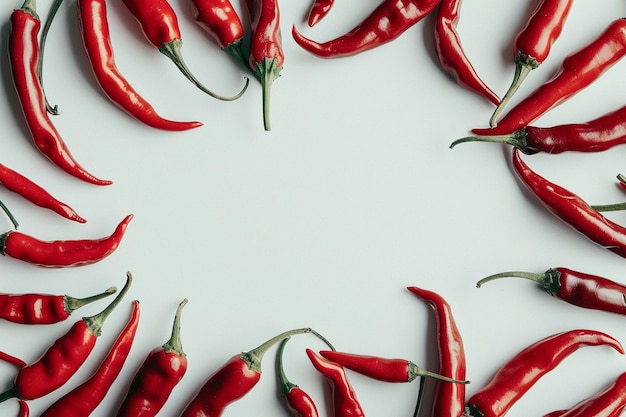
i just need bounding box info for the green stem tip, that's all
[64,286,117,314]
[163,298,188,356]
[83,271,132,337]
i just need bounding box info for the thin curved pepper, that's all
[115,299,188,417]
[464,329,624,417]
[9,0,112,186]
[76,0,203,131]
[39,299,140,417]
[18,400,29,417]
[0,351,27,368]
[277,338,320,417]
[473,18,626,136]
[553,371,626,417]
[307,0,334,27]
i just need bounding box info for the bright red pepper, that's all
[306,0,334,27]
[277,338,319,417]
[553,371,626,417]
[18,400,29,417]
[0,351,27,368]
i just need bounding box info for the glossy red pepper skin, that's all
[9,2,111,186]
[0,351,27,368]
[473,18,626,136]
[555,371,626,417]
[19,400,29,417]
[76,0,202,131]
[465,329,624,417]
[433,0,500,105]
[0,214,133,267]
[318,351,416,382]
[277,338,319,417]
[307,0,334,27]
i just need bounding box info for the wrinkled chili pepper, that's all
[0,286,116,325]
[307,0,334,27]
[551,371,626,417]
[121,0,248,101]
[0,272,132,403]
[39,299,140,417]
[9,0,112,186]
[277,338,320,417]
[77,0,202,131]
[115,299,188,417]
[464,329,624,417]
[291,0,440,58]
[0,214,133,267]
[472,18,626,136]
[489,0,573,126]
[433,0,499,105]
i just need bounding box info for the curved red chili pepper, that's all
[465,329,624,417]
[39,299,140,417]
[9,0,111,186]
[114,299,188,417]
[473,18,626,136]
[277,338,320,417]
[554,371,626,417]
[76,0,202,131]
[0,351,27,368]
[433,0,500,105]
[18,400,29,417]
[0,214,133,267]
[307,0,334,27]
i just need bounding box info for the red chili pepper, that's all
[472,18,626,136]
[0,286,116,325]
[0,214,133,267]
[9,0,111,186]
[0,351,27,369]
[0,273,132,403]
[291,0,440,58]
[489,0,574,126]
[76,0,202,131]
[306,0,334,27]
[464,329,624,417]
[433,0,500,105]
[18,400,29,417]
[39,299,141,417]
[552,371,626,417]
[121,0,248,101]
[114,298,188,417]
[277,338,320,417]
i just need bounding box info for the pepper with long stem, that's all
[277,338,321,417]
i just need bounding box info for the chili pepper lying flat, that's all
[39,300,140,417]
[464,329,624,417]
[551,371,626,417]
[277,338,320,417]
[472,18,626,137]
[18,400,29,417]
[0,351,27,369]
[0,214,133,267]
[115,299,188,417]
[307,0,334,27]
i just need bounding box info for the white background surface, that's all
[1,0,626,416]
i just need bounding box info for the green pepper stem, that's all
[276,337,297,396]
[0,386,18,403]
[591,202,626,212]
[38,0,63,115]
[0,199,19,230]
[83,272,132,337]
[242,327,311,372]
[450,129,527,149]
[412,375,426,417]
[64,286,117,314]
[407,362,470,384]
[162,298,188,356]
[476,270,546,288]
[254,57,282,131]
[20,0,37,17]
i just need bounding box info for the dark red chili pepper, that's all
[0,214,133,267]
[433,0,500,105]
[18,400,29,417]
[489,0,574,126]
[551,371,626,417]
[39,299,140,417]
[9,0,111,186]
[472,18,626,136]
[291,0,440,58]
[0,285,116,325]
[121,0,248,101]
[114,298,188,417]
[464,329,624,417]
[277,338,320,417]
[307,0,334,27]
[77,0,202,131]
[0,351,27,369]
[0,273,132,403]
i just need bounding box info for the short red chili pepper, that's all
[277,338,320,417]
[433,0,500,105]
[472,18,626,137]
[9,0,111,186]
[77,0,202,131]
[0,214,133,267]
[552,371,626,417]
[114,298,188,417]
[39,299,141,417]
[0,272,132,403]
[0,351,27,369]
[464,329,624,417]
[306,0,334,27]
[0,285,116,325]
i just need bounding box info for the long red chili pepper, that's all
[0,286,116,325]
[472,18,626,137]
[9,0,111,186]
[464,329,624,417]
[0,214,133,267]
[291,0,440,58]
[277,338,320,417]
[552,371,626,417]
[489,0,574,126]
[76,0,202,131]
[0,272,132,403]
[114,298,188,417]
[121,0,248,101]
[433,0,499,105]
[306,0,334,27]
[39,299,141,417]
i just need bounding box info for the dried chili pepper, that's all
[121,0,248,101]
[0,286,116,325]
[277,338,320,417]
[472,18,626,136]
[0,272,132,403]
[114,299,188,417]
[434,0,500,105]
[0,214,133,267]
[77,0,202,131]
[552,371,626,417]
[306,0,334,27]
[39,299,140,417]
[464,329,624,417]
[9,0,111,186]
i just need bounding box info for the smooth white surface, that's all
[1,0,626,416]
